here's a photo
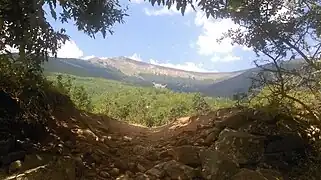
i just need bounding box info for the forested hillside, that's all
[44,57,306,98]
[46,73,234,127]
[43,57,244,97]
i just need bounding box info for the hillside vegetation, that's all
[43,57,245,97]
[46,73,234,127]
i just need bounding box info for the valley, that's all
[43,56,256,97]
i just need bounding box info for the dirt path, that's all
[1,107,241,180]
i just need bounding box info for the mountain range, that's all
[43,56,303,97]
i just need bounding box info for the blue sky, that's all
[47,0,258,72]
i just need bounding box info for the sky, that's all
[47,0,259,72]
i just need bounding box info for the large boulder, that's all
[145,160,199,179]
[169,145,202,167]
[199,149,239,180]
[214,110,254,130]
[215,128,265,165]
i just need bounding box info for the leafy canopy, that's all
[0,0,128,61]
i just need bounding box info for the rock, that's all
[132,145,148,155]
[8,160,22,173]
[99,170,111,178]
[177,116,191,124]
[123,136,133,142]
[162,160,198,179]
[128,162,136,170]
[265,134,306,153]
[110,167,120,176]
[238,120,278,136]
[125,171,134,177]
[231,169,267,180]
[116,174,132,180]
[145,166,164,178]
[214,110,252,130]
[137,163,146,172]
[146,152,158,161]
[73,129,99,141]
[135,172,151,180]
[215,129,265,165]
[175,138,189,146]
[114,158,129,170]
[158,150,170,159]
[170,145,202,167]
[199,149,239,180]
[204,128,221,145]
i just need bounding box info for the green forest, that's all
[47,73,234,127]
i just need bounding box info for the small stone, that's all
[175,138,188,146]
[137,163,146,172]
[125,170,134,177]
[123,136,132,142]
[146,167,164,178]
[158,150,170,159]
[204,128,221,145]
[128,162,136,170]
[116,174,131,180]
[135,172,151,180]
[8,160,22,174]
[110,168,120,176]
[99,170,111,178]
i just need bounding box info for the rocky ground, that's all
[0,106,320,180]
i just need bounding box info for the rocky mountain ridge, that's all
[88,56,242,81]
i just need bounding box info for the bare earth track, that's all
[1,106,317,180]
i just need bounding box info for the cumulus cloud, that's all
[194,12,243,56]
[211,54,241,62]
[57,40,84,58]
[1,40,84,59]
[149,59,211,72]
[127,53,212,72]
[144,4,194,16]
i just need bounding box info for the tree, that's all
[0,0,128,122]
[0,0,128,62]
[156,0,321,122]
[192,92,211,115]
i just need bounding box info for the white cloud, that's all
[57,40,84,58]
[144,4,194,16]
[126,53,212,72]
[1,40,85,59]
[211,54,241,62]
[127,53,143,62]
[149,59,211,72]
[81,55,96,60]
[194,12,242,56]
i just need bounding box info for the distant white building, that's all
[152,82,167,89]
